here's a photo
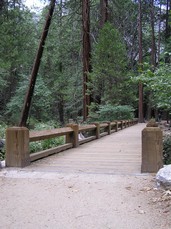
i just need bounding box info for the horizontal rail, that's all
[78,124,96,132]
[79,136,96,145]
[100,132,108,137]
[30,143,73,162]
[30,127,73,142]
[100,123,108,128]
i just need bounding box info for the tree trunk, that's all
[82,0,91,121]
[150,0,156,68]
[147,0,156,121]
[165,0,171,39]
[100,0,108,28]
[157,2,162,63]
[138,0,144,123]
[19,0,56,127]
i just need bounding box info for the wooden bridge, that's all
[5,120,148,175]
[26,123,146,175]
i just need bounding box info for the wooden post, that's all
[6,127,30,167]
[121,121,123,130]
[66,124,79,148]
[115,122,118,132]
[93,123,100,139]
[107,122,111,135]
[141,126,163,173]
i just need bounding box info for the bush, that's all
[88,104,134,122]
[0,122,7,160]
[163,133,171,165]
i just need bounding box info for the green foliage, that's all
[30,137,64,154]
[6,75,52,124]
[0,6,38,120]
[90,22,128,104]
[132,63,171,110]
[89,104,134,122]
[0,122,7,160]
[29,122,65,153]
[163,134,171,165]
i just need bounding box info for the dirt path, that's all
[0,170,170,229]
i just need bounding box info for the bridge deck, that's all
[25,123,146,175]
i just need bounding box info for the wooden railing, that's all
[5,119,138,167]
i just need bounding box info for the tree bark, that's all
[165,0,171,39]
[100,0,108,28]
[19,0,56,127]
[147,0,156,121]
[157,2,162,63]
[82,0,91,121]
[138,0,144,123]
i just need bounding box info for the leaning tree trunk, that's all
[19,0,56,127]
[82,0,91,121]
[138,0,144,123]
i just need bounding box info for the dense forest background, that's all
[0,0,171,128]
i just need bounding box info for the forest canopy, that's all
[0,0,171,127]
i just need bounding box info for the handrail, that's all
[5,119,138,167]
[30,127,73,142]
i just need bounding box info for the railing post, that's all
[121,121,123,130]
[141,124,163,173]
[115,121,118,132]
[93,123,100,139]
[6,127,30,167]
[66,124,79,148]
[107,122,111,135]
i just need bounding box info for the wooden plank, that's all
[29,127,73,142]
[79,124,96,132]
[100,123,108,128]
[100,132,108,137]
[79,136,96,145]
[79,126,96,132]
[30,143,73,162]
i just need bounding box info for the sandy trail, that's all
[0,170,170,229]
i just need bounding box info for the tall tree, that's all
[146,0,156,120]
[165,0,171,39]
[19,0,56,126]
[157,1,162,63]
[138,0,144,123]
[82,0,91,121]
[100,0,108,28]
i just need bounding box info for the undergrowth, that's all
[163,133,171,165]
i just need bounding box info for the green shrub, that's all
[30,121,64,154]
[163,133,171,164]
[0,122,7,160]
[88,104,134,122]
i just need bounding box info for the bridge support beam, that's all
[141,126,163,173]
[6,127,30,167]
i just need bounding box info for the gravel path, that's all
[0,170,170,229]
